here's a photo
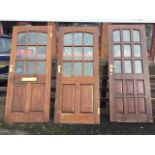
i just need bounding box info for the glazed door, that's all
[5,26,53,122]
[109,25,153,122]
[55,27,100,124]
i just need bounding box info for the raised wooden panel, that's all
[80,85,94,113]
[116,98,124,113]
[115,80,123,95]
[137,80,145,95]
[126,80,134,95]
[138,98,146,113]
[12,84,26,112]
[30,84,45,112]
[61,85,75,113]
[127,98,135,113]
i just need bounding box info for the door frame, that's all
[54,26,100,124]
[108,24,153,122]
[5,25,53,122]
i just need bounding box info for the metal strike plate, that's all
[21,77,37,82]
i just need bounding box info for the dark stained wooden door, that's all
[109,24,153,122]
[55,27,100,124]
[5,26,53,122]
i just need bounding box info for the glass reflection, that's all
[73,62,82,76]
[124,60,132,73]
[114,61,121,73]
[64,33,72,45]
[113,45,121,57]
[63,62,71,76]
[84,62,93,76]
[113,30,120,42]
[135,61,142,73]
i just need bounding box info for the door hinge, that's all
[50,33,53,38]
[98,108,100,115]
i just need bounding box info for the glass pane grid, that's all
[63,32,94,77]
[16,31,47,75]
[112,29,143,75]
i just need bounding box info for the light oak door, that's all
[55,27,100,124]
[5,26,53,122]
[109,24,153,122]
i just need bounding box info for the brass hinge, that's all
[50,33,53,38]
[98,108,100,115]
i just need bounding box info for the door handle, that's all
[110,64,116,68]
[57,65,61,73]
[109,64,116,73]
[9,64,14,73]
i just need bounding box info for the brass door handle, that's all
[57,65,61,73]
[109,64,116,73]
[110,64,116,68]
[9,64,14,73]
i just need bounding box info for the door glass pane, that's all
[28,32,37,45]
[84,47,93,60]
[123,30,130,42]
[73,62,82,76]
[64,33,72,45]
[84,33,93,45]
[26,61,35,74]
[38,46,46,59]
[84,62,93,76]
[27,46,36,59]
[74,33,82,45]
[16,46,26,59]
[38,32,47,45]
[63,62,71,76]
[113,45,121,57]
[114,61,121,73]
[74,47,82,60]
[15,62,24,74]
[124,45,131,57]
[113,30,120,42]
[134,45,141,57]
[133,30,140,42]
[135,61,142,73]
[63,47,72,60]
[18,33,26,45]
[36,61,46,74]
[124,60,132,73]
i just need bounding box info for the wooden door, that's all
[5,26,53,122]
[109,24,153,122]
[55,27,100,124]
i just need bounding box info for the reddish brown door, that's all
[109,24,153,122]
[5,26,53,122]
[54,27,100,124]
